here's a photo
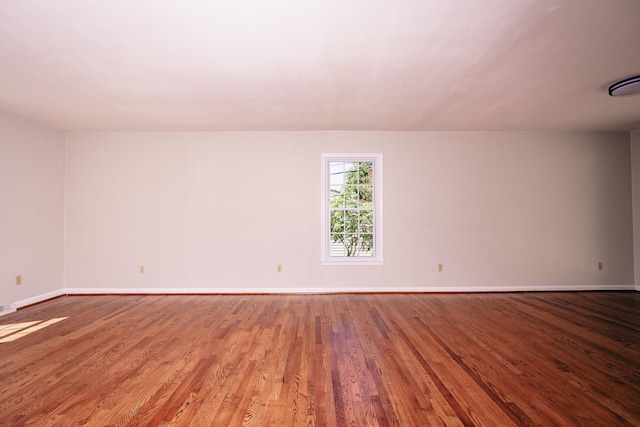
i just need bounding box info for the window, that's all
[321,153,383,265]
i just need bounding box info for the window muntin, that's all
[322,154,383,265]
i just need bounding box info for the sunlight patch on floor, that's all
[0,317,68,343]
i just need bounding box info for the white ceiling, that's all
[1,0,639,132]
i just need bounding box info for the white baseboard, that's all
[63,285,636,295]
[0,303,17,317]
[12,289,66,310]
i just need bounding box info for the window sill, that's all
[322,259,384,266]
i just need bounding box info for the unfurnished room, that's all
[1,1,640,425]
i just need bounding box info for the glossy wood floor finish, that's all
[1,292,639,426]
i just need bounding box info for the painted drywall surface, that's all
[64,131,634,291]
[0,111,65,306]
[631,129,640,291]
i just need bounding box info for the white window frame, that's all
[321,153,383,265]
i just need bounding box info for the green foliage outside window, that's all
[329,161,374,257]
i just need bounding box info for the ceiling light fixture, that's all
[608,75,640,96]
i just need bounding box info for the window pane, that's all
[330,233,364,257]
[359,185,373,207]
[358,162,373,184]
[344,234,360,256]
[330,210,345,233]
[329,162,346,186]
[330,235,347,257]
[359,210,373,232]
[344,163,358,186]
[345,185,359,207]
[344,162,356,175]
[345,210,358,232]
[358,234,374,256]
[330,185,344,207]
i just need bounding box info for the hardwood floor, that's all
[0,292,639,426]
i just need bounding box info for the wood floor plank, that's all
[1,292,639,426]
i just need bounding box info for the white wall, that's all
[64,131,634,292]
[0,111,65,308]
[631,129,640,291]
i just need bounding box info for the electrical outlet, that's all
[438,263,443,272]
[15,275,22,285]
[277,265,282,273]
[597,262,603,271]
[140,265,145,274]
